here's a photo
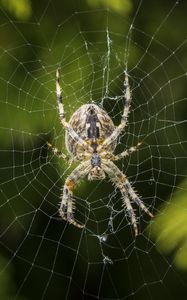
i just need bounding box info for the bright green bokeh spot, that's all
[87,0,132,15]
[149,178,187,270]
[1,0,31,20]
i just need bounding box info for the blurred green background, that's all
[0,0,187,299]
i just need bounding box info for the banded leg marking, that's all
[59,161,91,228]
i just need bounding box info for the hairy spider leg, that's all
[59,161,91,228]
[112,142,142,161]
[47,142,68,160]
[103,161,153,236]
[103,161,138,235]
[56,68,65,121]
[99,71,132,150]
[122,189,138,236]
[56,69,92,152]
[125,178,154,218]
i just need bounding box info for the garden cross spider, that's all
[48,69,153,236]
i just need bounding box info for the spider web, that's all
[0,0,187,299]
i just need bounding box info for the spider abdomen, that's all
[65,104,116,157]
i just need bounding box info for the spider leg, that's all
[102,160,153,236]
[100,71,132,149]
[56,69,92,152]
[122,71,131,126]
[121,189,138,236]
[112,141,142,161]
[59,161,91,228]
[125,178,154,218]
[47,142,69,160]
[56,68,65,122]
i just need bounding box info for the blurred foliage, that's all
[150,178,187,271]
[86,0,132,15]
[0,0,32,20]
[0,255,26,300]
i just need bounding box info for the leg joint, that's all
[65,179,75,191]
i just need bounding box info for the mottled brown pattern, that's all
[65,104,116,158]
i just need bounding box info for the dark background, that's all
[0,0,187,299]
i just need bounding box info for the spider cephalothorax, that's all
[48,69,153,236]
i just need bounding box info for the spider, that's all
[48,69,153,236]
